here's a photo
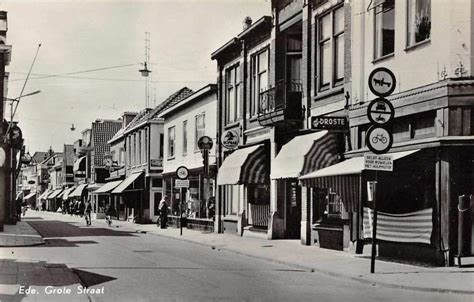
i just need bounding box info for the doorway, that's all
[285,179,301,239]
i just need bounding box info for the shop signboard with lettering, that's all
[311,116,348,131]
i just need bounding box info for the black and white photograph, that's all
[0,0,473,301]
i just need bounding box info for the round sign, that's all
[197,136,213,150]
[221,129,239,150]
[368,67,396,97]
[366,125,393,154]
[176,166,189,180]
[367,98,395,125]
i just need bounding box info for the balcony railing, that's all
[258,79,303,125]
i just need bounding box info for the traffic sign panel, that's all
[368,67,396,97]
[175,179,190,188]
[366,125,393,154]
[367,98,394,125]
[364,153,393,172]
[176,166,189,180]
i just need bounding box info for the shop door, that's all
[151,190,162,219]
[286,180,301,239]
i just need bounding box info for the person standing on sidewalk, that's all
[84,199,92,226]
[158,195,169,229]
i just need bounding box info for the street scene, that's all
[1,0,474,301]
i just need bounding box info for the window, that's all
[127,137,131,167]
[287,35,302,92]
[251,49,269,115]
[317,6,344,90]
[225,64,241,123]
[374,0,395,59]
[144,128,148,162]
[195,113,205,151]
[168,127,175,158]
[407,0,430,46]
[159,133,164,158]
[182,120,188,156]
[138,131,142,164]
[327,190,343,218]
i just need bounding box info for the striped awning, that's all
[39,190,51,200]
[62,187,76,200]
[271,130,340,179]
[217,144,268,185]
[47,189,63,199]
[299,150,420,212]
[95,180,122,194]
[69,184,88,198]
[111,172,143,194]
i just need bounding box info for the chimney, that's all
[243,16,252,30]
[122,112,138,128]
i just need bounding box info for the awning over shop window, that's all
[217,144,268,185]
[39,190,51,200]
[69,184,88,198]
[271,130,340,179]
[299,150,420,212]
[62,187,76,200]
[95,180,122,194]
[111,172,143,194]
[73,156,86,172]
[24,192,36,201]
[47,189,63,199]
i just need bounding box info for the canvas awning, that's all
[299,150,420,212]
[47,189,63,199]
[95,180,122,194]
[39,190,51,200]
[62,187,76,200]
[217,144,268,185]
[271,130,340,179]
[73,156,86,172]
[111,172,143,194]
[24,192,36,201]
[69,184,88,198]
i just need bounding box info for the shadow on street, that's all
[25,220,139,238]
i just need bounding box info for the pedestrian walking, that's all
[158,195,169,229]
[105,204,114,227]
[84,199,92,226]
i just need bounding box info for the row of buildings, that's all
[18,0,474,267]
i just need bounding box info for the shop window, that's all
[247,184,270,205]
[168,126,175,158]
[412,112,435,138]
[407,0,431,46]
[151,178,161,187]
[195,113,205,151]
[326,190,343,219]
[251,49,269,116]
[317,5,344,91]
[224,185,240,216]
[392,119,411,142]
[374,0,395,59]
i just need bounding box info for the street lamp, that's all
[3,90,41,138]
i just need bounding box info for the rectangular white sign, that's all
[364,153,393,171]
[174,179,190,188]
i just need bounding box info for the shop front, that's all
[299,148,454,265]
[92,180,122,219]
[111,171,145,222]
[217,144,270,236]
[271,130,341,240]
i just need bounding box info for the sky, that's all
[1,0,270,153]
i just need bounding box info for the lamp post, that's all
[3,90,40,224]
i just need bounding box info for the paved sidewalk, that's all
[0,220,44,247]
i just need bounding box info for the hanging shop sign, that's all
[9,125,23,149]
[311,116,348,131]
[221,129,239,150]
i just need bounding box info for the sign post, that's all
[366,67,396,273]
[176,166,189,236]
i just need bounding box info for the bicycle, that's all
[371,133,387,144]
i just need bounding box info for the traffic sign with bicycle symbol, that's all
[366,125,393,154]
